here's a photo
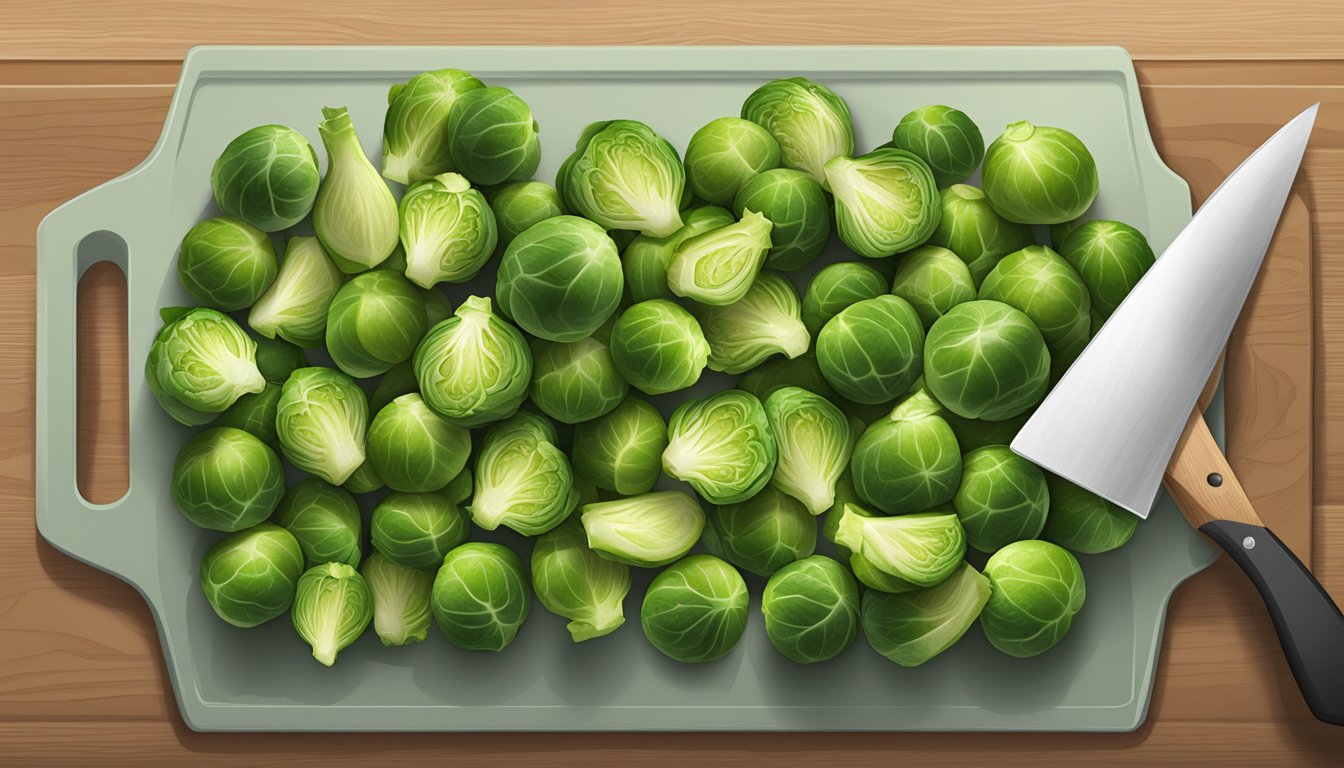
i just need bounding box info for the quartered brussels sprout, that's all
[737,354,840,403]
[381,68,484,184]
[980,539,1086,657]
[398,172,498,288]
[862,561,991,667]
[471,413,578,536]
[608,299,709,395]
[532,518,632,642]
[200,523,304,628]
[623,205,736,303]
[214,383,282,444]
[313,106,400,273]
[252,333,307,384]
[172,427,283,532]
[581,491,705,568]
[834,506,966,588]
[446,86,541,186]
[801,261,889,337]
[571,397,668,496]
[147,307,265,425]
[890,245,978,329]
[641,554,749,663]
[491,180,566,246]
[324,270,428,378]
[1043,475,1137,554]
[850,393,961,514]
[953,445,1049,553]
[816,295,924,405]
[696,271,809,374]
[890,105,985,188]
[666,209,773,306]
[497,216,624,342]
[178,217,277,311]
[924,300,1050,420]
[979,245,1091,378]
[684,116,781,206]
[272,478,363,567]
[764,387,851,516]
[276,366,369,486]
[529,336,628,424]
[432,542,531,651]
[565,120,685,237]
[741,77,854,186]
[366,393,471,493]
[703,485,816,577]
[248,237,345,349]
[292,562,373,666]
[370,489,470,569]
[825,148,941,259]
[362,551,434,647]
[663,390,778,505]
[762,555,860,664]
[210,124,319,232]
[1058,219,1156,325]
[733,168,830,271]
[982,121,1099,225]
[927,184,1037,287]
[413,295,532,427]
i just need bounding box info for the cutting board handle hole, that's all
[76,252,129,506]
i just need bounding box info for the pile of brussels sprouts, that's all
[151,68,1158,670]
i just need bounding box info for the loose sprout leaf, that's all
[248,237,346,349]
[696,271,809,374]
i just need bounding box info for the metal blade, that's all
[1011,104,1317,518]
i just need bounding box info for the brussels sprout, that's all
[623,206,736,303]
[371,489,470,569]
[608,299,709,395]
[432,542,530,651]
[471,413,578,536]
[641,554,749,663]
[801,261,889,337]
[1058,220,1156,324]
[366,393,471,493]
[178,217,277,311]
[952,445,1049,553]
[199,523,304,627]
[981,539,1086,657]
[272,478,363,567]
[944,409,1032,453]
[822,469,866,559]
[566,120,685,237]
[741,77,854,186]
[248,237,346,349]
[825,149,941,259]
[1042,475,1137,554]
[313,106,399,273]
[324,270,428,379]
[276,367,369,486]
[581,491,705,568]
[924,300,1050,421]
[398,172,498,288]
[684,117,781,206]
[342,459,384,495]
[737,354,840,403]
[445,468,473,505]
[764,387,851,515]
[532,518,632,642]
[666,209,773,306]
[413,295,532,426]
[982,121,1099,225]
[890,105,985,188]
[362,551,434,646]
[497,216,624,342]
[850,398,961,515]
[703,486,816,577]
[172,427,283,531]
[979,245,1091,378]
[762,555,859,664]
[210,124,319,232]
[926,185,1036,287]
[146,308,265,425]
[214,383,282,444]
[528,337,628,424]
[816,295,924,405]
[695,271,809,374]
[663,390,777,505]
[381,68,484,184]
[491,180,565,246]
[446,86,541,186]
[1050,219,1083,250]
[292,562,372,666]
[369,360,419,414]
[850,549,922,594]
[862,561,991,667]
[834,506,966,587]
[252,333,307,384]
[890,245,977,329]
[733,168,830,271]
[571,397,667,495]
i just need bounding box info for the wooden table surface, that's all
[5,2,1344,765]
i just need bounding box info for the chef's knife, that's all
[1012,104,1344,725]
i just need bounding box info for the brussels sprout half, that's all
[762,555,860,664]
[695,271,809,374]
[398,172,498,288]
[413,295,532,427]
[834,506,966,588]
[566,120,684,237]
[147,307,266,425]
[292,562,373,666]
[581,491,705,568]
[623,206,736,303]
[248,237,346,349]
[641,555,749,663]
[471,413,578,536]
[666,209,773,306]
[741,77,854,186]
[362,551,435,647]
[210,124,319,232]
[313,106,399,273]
[276,366,369,486]
[764,387,852,516]
[824,149,941,259]
[381,68,484,184]
[982,121,1099,225]
[663,390,778,506]
[862,561,991,667]
[200,523,304,628]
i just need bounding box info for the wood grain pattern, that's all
[1165,412,1265,528]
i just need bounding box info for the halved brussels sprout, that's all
[276,366,369,486]
[172,427,283,531]
[471,413,578,536]
[398,172,498,288]
[413,295,532,427]
[248,237,345,349]
[696,271,809,374]
[741,77,854,185]
[491,180,565,246]
[623,205,736,303]
[764,386,851,516]
[147,307,265,425]
[824,149,941,259]
[666,209,773,306]
[532,518,632,642]
[982,121,1099,225]
[200,523,304,628]
[953,445,1049,553]
[497,216,624,342]
[850,395,961,515]
[313,106,399,273]
[924,300,1051,421]
[737,354,840,404]
[927,184,1036,287]
[432,542,531,651]
[834,505,966,588]
[816,295,924,405]
[178,217,277,311]
[1042,474,1137,554]
[703,485,816,577]
[684,116,781,205]
[581,491,705,568]
[381,68,484,184]
[862,561,991,667]
[571,397,668,496]
[324,270,428,379]
[762,555,860,664]
[801,261,889,337]
[850,549,922,594]
[981,539,1086,657]
[446,86,541,186]
[890,105,985,188]
[641,554,748,663]
[663,390,777,505]
[733,168,830,271]
[1058,220,1156,325]
[565,120,685,237]
[979,245,1091,378]
[362,551,434,647]
[890,245,977,329]
[214,383,282,444]
[608,299,709,395]
[272,478,363,567]
[366,393,471,493]
[529,337,628,424]
[292,562,372,666]
[370,489,470,569]
[210,124,319,232]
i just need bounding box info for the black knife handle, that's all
[1201,519,1344,725]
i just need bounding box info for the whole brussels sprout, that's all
[979,245,1091,378]
[432,542,530,651]
[801,261,889,337]
[532,518,632,642]
[200,523,304,628]
[445,86,541,186]
[703,486,816,577]
[292,562,373,666]
[398,172,498,288]
[529,337,628,424]
[342,460,384,495]
[816,295,924,405]
[172,427,284,531]
[666,209,773,306]
[980,539,1086,657]
[608,300,709,395]
[313,106,400,273]
[924,300,1050,420]
[982,121,1099,225]
[764,387,852,516]
[890,105,985,187]
[178,217,277,311]
[496,216,624,342]
[147,307,265,425]
[623,206,736,303]
[324,270,428,379]
[444,467,473,505]
[381,68,484,184]
[214,383,282,444]
[890,245,977,329]
[684,117,781,206]
[361,551,434,647]
[248,237,345,349]
[566,120,684,237]
[366,393,471,493]
[927,184,1037,286]
[571,397,668,496]
[737,354,840,403]
[491,180,565,246]
[369,360,418,415]
[413,295,532,427]
[824,149,941,259]
[276,366,369,486]
[762,555,860,664]
[862,561,991,667]
[696,271,809,374]
[850,396,961,515]
[1058,220,1156,325]
[1050,219,1083,250]
[471,413,578,536]
[663,390,777,505]
[581,491,705,568]
[834,505,966,588]
[272,478,363,567]
[741,77,854,186]
[370,489,470,569]
[641,554,749,663]
[953,445,1049,553]
[210,124,319,232]
[1042,474,1137,554]
[252,333,307,384]
[733,168,830,271]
